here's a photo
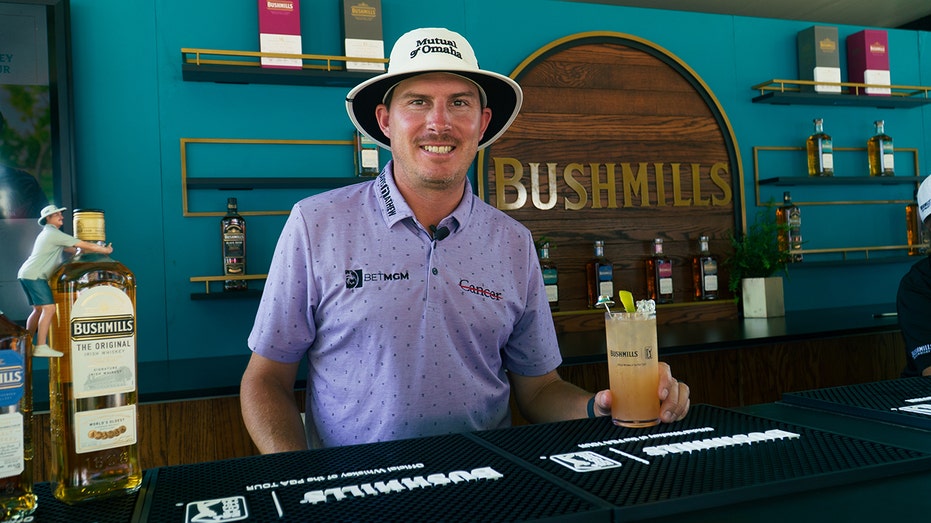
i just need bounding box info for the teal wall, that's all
[39,0,931,363]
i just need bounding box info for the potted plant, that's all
[725,208,791,318]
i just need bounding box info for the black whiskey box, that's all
[797,26,841,93]
[341,0,385,72]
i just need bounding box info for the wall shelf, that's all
[752,146,921,206]
[190,274,267,300]
[186,177,369,191]
[180,138,373,216]
[751,79,931,109]
[785,253,923,267]
[758,176,922,186]
[191,289,263,301]
[181,48,387,87]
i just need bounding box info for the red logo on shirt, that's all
[458,279,503,301]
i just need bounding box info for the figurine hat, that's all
[345,27,523,151]
[918,175,931,223]
[38,204,66,225]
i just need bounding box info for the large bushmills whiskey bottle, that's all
[585,241,614,308]
[806,118,834,177]
[48,209,141,503]
[0,311,37,520]
[221,198,247,291]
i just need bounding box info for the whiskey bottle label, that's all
[69,286,136,398]
[0,349,25,407]
[223,227,245,257]
[74,404,137,454]
[0,413,24,477]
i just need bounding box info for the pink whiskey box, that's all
[846,29,890,96]
[258,0,302,69]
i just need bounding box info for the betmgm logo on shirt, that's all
[346,269,410,289]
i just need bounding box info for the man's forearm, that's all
[240,378,308,454]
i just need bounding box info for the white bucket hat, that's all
[38,204,66,225]
[918,175,931,224]
[345,27,523,151]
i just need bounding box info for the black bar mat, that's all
[782,376,931,430]
[137,433,611,523]
[471,404,931,520]
[29,479,145,523]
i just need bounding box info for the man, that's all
[18,205,114,357]
[898,175,931,377]
[240,27,690,454]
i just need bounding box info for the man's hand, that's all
[592,362,690,423]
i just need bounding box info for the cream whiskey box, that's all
[258,0,302,69]
[847,29,891,96]
[342,0,385,72]
[797,26,841,93]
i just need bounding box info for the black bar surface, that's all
[28,478,147,523]
[472,404,931,521]
[782,376,931,430]
[137,433,611,523]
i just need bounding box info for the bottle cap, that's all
[73,209,106,242]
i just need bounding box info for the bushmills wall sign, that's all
[478,32,744,318]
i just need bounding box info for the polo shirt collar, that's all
[375,161,474,236]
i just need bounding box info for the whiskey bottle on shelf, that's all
[867,120,895,177]
[221,198,247,291]
[806,118,834,177]
[646,238,674,304]
[585,240,614,308]
[776,192,803,262]
[691,235,719,301]
[48,209,142,503]
[906,190,927,255]
[0,311,37,520]
[538,242,559,311]
[355,130,380,177]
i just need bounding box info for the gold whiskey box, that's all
[341,0,384,72]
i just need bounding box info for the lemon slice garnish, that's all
[618,290,635,313]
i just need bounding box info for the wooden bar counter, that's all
[29,303,905,482]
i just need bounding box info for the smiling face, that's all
[45,211,64,228]
[375,72,492,196]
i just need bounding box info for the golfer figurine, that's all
[16,205,114,357]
